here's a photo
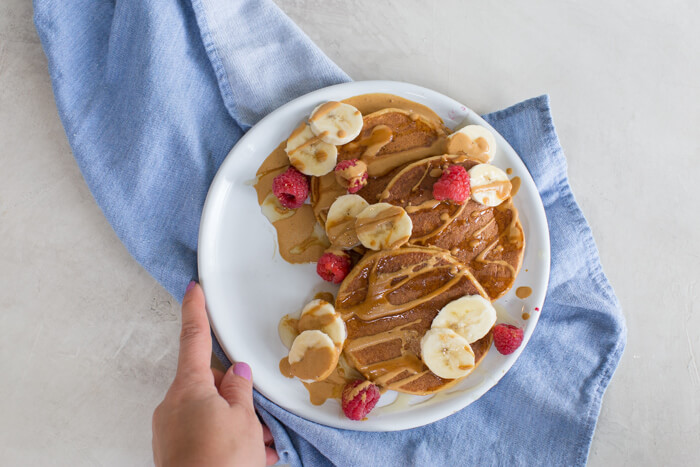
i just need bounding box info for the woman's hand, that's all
[152,282,279,466]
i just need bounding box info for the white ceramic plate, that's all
[198,81,550,431]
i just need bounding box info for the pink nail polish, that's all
[185,280,196,294]
[233,362,252,381]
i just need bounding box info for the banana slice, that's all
[288,330,339,382]
[468,163,512,207]
[285,123,338,176]
[447,125,497,163]
[309,102,363,145]
[355,203,412,251]
[421,328,476,380]
[298,299,347,347]
[325,194,369,248]
[431,295,497,344]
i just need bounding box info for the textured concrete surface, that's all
[1,0,699,465]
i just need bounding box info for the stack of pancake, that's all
[311,102,525,395]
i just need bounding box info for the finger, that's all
[212,368,224,389]
[218,362,254,410]
[262,424,274,445]
[265,446,279,466]
[176,282,212,381]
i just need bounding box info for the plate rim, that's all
[198,80,551,431]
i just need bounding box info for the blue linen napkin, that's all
[35,0,626,465]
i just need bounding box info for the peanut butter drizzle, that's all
[298,307,337,333]
[288,221,330,256]
[341,93,444,122]
[404,198,442,214]
[343,319,432,391]
[510,176,521,197]
[411,203,465,245]
[347,124,394,158]
[515,286,532,299]
[474,205,521,275]
[446,133,490,163]
[279,357,293,378]
[314,292,335,303]
[260,193,295,223]
[410,164,431,193]
[325,215,359,248]
[309,101,342,122]
[338,255,469,322]
[288,132,327,156]
[471,180,512,200]
[354,206,405,238]
[522,312,531,320]
[302,365,351,406]
[340,106,449,177]
[289,346,338,381]
[253,143,328,263]
[278,299,357,405]
[506,168,513,175]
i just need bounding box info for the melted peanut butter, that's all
[506,168,513,175]
[471,180,512,200]
[339,107,448,178]
[325,215,359,248]
[341,94,443,122]
[314,292,335,303]
[253,144,328,263]
[309,101,341,122]
[355,206,404,237]
[338,254,472,322]
[346,124,393,158]
[260,193,295,223]
[405,198,442,214]
[298,308,337,332]
[445,133,490,163]
[522,312,530,320]
[510,176,521,197]
[289,346,338,381]
[515,286,532,299]
[302,365,349,405]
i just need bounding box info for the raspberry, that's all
[335,159,369,194]
[316,251,352,284]
[432,165,471,204]
[272,166,309,209]
[492,324,524,355]
[341,380,381,420]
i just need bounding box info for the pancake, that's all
[379,154,525,299]
[336,246,492,395]
[311,108,448,225]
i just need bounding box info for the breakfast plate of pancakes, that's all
[198,81,550,431]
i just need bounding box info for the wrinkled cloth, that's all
[35,0,626,465]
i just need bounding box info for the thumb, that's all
[219,362,254,409]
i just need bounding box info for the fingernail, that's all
[233,362,252,381]
[185,280,196,294]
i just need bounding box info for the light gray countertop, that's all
[2,1,699,465]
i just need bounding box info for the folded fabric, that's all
[35,0,626,465]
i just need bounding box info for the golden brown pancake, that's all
[336,246,492,395]
[379,154,525,299]
[310,108,448,226]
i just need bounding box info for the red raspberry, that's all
[432,165,471,204]
[341,380,381,420]
[316,251,352,284]
[272,166,309,209]
[492,324,524,355]
[334,159,369,194]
